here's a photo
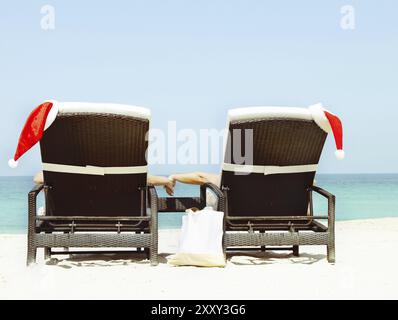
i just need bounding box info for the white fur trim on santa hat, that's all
[308,103,332,133]
[8,158,18,168]
[335,149,345,160]
[43,99,59,130]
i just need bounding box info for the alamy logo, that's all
[40,5,55,30]
[340,5,355,30]
[146,122,254,168]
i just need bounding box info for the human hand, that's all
[164,176,176,196]
[33,172,44,184]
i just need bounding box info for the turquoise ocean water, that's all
[1,174,398,233]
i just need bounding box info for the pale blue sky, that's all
[1,0,397,175]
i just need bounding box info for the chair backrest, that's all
[40,102,150,216]
[221,107,327,217]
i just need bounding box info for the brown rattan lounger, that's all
[159,106,336,263]
[27,102,159,266]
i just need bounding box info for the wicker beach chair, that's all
[27,102,159,266]
[220,107,336,263]
[159,106,336,263]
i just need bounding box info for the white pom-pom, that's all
[8,158,18,168]
[335,149,345,160]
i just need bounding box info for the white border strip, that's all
[42,163,148,175]
[222,163,318,175]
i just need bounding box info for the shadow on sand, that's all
[227,251,326,266]
[46,252,169,268]
[46,250,325,268]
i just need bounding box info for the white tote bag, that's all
[169,207,225,267]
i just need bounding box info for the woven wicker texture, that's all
[40,113,148,216]
[27,112,158,266]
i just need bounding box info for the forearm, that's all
[147,175,170,186]
[147,175,175,196]
[169,172,218,185]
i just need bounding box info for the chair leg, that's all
[27,242,36,266]
[148,186,159,266]
[44,232,51,260]
[136,231,142,253]
[293,245,299,257]
[44,247,51,260]
[26,220,36,265]
[149,238,158,266]
[327,193,336,263]
[327,220,336,263]
[149,224,158,266]
[327,244,336,263]
[63,231,70,253]
[144,248,150,259]
[27,196,37,265]
[260,231,266,252]
[149,216,158,266]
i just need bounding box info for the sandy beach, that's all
[0,218,397,300]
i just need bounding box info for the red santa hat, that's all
[309,103,344,160]
[8,100,59,168]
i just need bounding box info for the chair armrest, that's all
[29,183,44,197]
[28,184,44,218]
[147,185,158,209]
[147,186,159,215]
[147,186,159,234]
[309,185,336,228]
[310,185,335,200]
[200,183,226,211]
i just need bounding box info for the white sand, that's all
[1,218,398,300]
